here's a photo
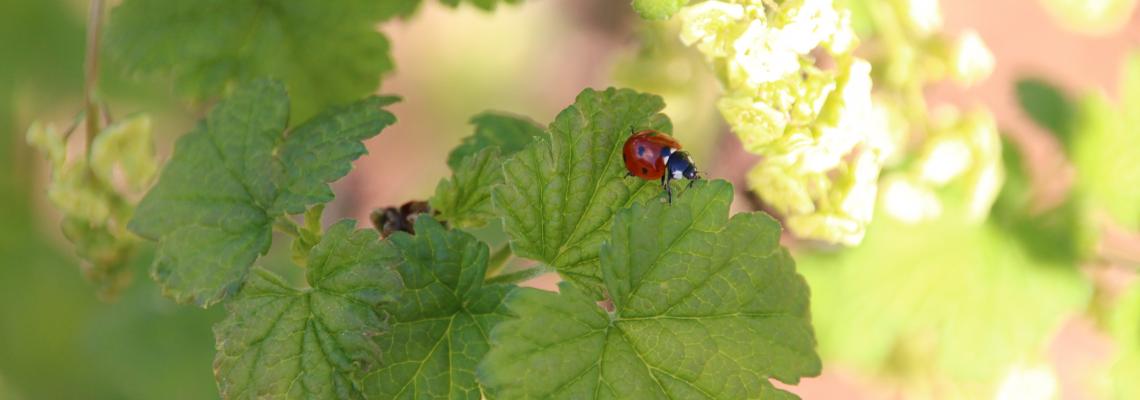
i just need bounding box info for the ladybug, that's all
[622,129,701,203]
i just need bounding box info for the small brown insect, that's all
[370,200,432,237]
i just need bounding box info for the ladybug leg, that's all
[662,174,673,204]
[626,171,634,178]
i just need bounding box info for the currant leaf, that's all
[129,79,397,306]
[492,88,673,294]
[1072,51,1140,229]
[799,206,1087,388]
[214,220,401,399]
[480,180,821,399]
[989,138,1090,263]
[363,217,513,399]
[1107,283,1140,399]
[632,0,691,21]
[433,148,505,230]
[445,112,546,170]
[1015,78,1075,149]
[105,0,394,120]
[434,112,546,229]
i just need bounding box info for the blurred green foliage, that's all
[1108,283,1140,399]
[1018,52,1140,233]
[434,112,546,229]
[0,149,222,400]
[1015,51,1140,399]
[631,0,690,20]
[105,0,396,122]
[1016,78,1075,148]
[1071,53,1140,232]
[0,1,221,398]
[380,0,525,20]
[990,137,1090,264]
[799,197,1088,394]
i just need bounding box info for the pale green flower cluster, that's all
[867,0,1003,225]
[677,0,1001,244]
[679,0,885,245]
[880,108,1004,224]
[26,115,157,299]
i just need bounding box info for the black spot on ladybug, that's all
[641,167,648,174]
[637,145,645,156]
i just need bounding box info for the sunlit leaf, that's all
[491,88,673,294]
[445,112,545,170]
[433,112,545,229]
[1071,52,1140,230]
[480,181,820,398]
[1107,283,1140,399]
[800,207,1088,390]
[633,0,691,20]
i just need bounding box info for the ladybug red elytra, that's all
[622,129,701,203]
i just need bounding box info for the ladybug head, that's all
[666,151,700,181]
[682,164,700,180]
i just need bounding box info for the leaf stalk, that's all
[83,0,105,153]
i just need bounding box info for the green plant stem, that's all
[83,0,105,152]
[484,245,513,279]
[274,216,302,238]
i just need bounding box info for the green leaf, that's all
[434,112,546,229]
[799,209,1088,389]
[1071,52,1140,230]
[492,88,673,293]
[632,0,690,21]
[272,95,400,215]
[105,0,394,120]
[1015,78,1075,149]
[129,79,397,306]
[214,220,402,400]
[480,181,821,399]
[446,112,546,170]
[989,138,1090,263]
[379,0,424,20]
[363,216,513,399]
[439,0,525,12]
[1107,283,1140,399]
[433,148,504,230]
